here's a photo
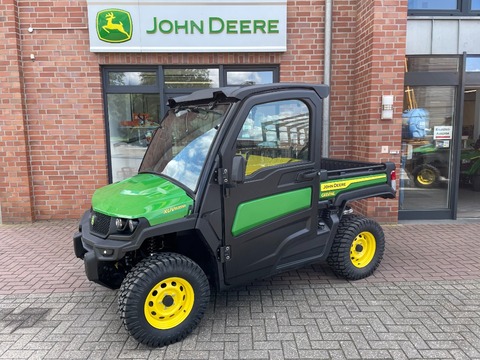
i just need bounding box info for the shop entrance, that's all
[457,88,480,218]
[399,85,457,218]
[400,55,480,220]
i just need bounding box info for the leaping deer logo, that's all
[96,9,132,43]
[103,12,130,38]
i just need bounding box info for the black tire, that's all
[118,253,210,347]
[327,215,385,280]
[412,164,440,188]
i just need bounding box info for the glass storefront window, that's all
[408,0,457,10]
[108,71,157,86]
[472,0,480,9]
[226,71,274,86]
[400,86,456,210]
[164,68,219,88]
[107,93,160,182]
[104,65,277,183]
[406,57,459,73]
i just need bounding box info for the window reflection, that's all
[466,57,480,72]
[226,71,274,85]
[236,100,310,176]
[140,104,229,191]
[107,94,160,182]
[400,86,456,210]
[108,72,157,86]
[162,128,217,190]
[164,68,219,88]
[406,57,459,72]
[408,0,457,10]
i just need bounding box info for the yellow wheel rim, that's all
[417,169,435,185]
[144,277,195,330]
[350,231,376,268]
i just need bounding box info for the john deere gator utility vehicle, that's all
[74,83,396,347]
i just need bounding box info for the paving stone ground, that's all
[0,220,480,359]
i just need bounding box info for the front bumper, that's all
[73,210,148,287]
[73,210,198,288]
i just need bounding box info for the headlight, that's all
[128,219,139,232]
[115,218,139,234]
[115,218,127,231]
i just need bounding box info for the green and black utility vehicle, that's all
[74,83,396,347]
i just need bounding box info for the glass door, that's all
[399,86,457,215]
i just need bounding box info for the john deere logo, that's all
[96,9,132,43]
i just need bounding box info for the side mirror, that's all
[231,155,246,184]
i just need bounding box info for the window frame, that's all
[235,98,312,178]
[404,55,462,86]
[408,0,480,16]
[223,65,280,86]
[102,64,280,183]
[103,67,160,94]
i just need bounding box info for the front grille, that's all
[91,212,111,237]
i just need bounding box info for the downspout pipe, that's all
[323,0,333,156]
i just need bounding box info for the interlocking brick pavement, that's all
[0,221,95,295]
[0,220,480,359]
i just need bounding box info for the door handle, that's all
[297,170,318,181]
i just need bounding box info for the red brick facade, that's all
[1,0,34,223]
[336,0,407,222]
[0,0,407,223]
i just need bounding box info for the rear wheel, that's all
[412,164,440,188]
[118,253,210,347]
[327,215,385,280]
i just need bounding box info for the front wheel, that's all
[327,215,385,280]
[118,253,210,347]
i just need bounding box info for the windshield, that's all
[139,103,230,191]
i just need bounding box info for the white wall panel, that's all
[459,20,480,54]
[407,20,432,54]
[432,20,458,54]
[407,18,480,55]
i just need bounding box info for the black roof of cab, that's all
[168,83,330,107]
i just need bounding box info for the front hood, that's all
[92,173,193,226]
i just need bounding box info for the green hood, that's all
[92,173,193,226]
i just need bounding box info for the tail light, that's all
[390,170,397,191]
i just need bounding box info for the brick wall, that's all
[355,0,406,222]
[329,0,357,158]
[1,0,406,223]
[330,0,407,222]
[0,0,34,223]
[281,1,325,83]
[18,1,107,221]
